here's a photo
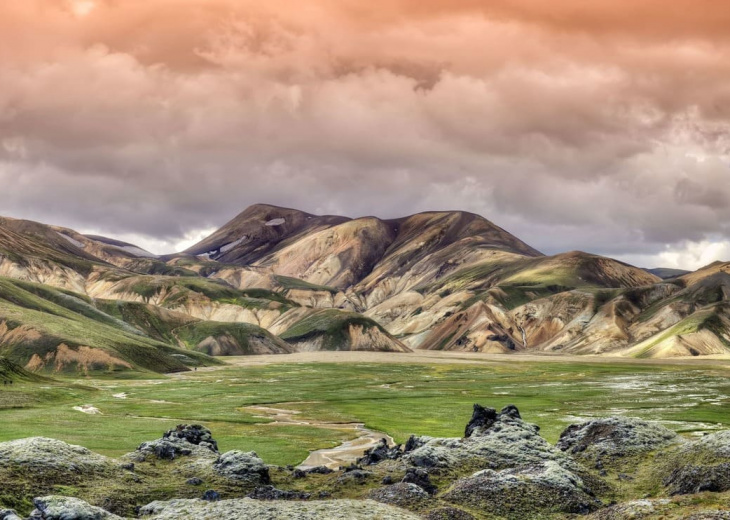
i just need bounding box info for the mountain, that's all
[645,267,691,280]
[0,204,728,365]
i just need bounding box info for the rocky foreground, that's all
[2,407,730,519]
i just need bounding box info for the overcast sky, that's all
[1,1,730,269]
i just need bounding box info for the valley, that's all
[3,353,730,465]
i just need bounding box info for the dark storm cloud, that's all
[1,0,729,268]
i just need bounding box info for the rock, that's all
[138,498,421,519]
[442,461,600,517]
[586,499,665,520]
[213,451,270,485]
[557,417,680,461]
[129,425,219,462]
[120,462,134,471]
[0,438,115,477]
[163,425,218,453]
[401,468,437,495]
[665,462,730,495]
[464,404,498,438]
[404,435,428,453]
[202,490,220,502]
[684,513,730,520]
[422,508,476,520]
[247,485,311,501]
[336,469,372,484]
[0,511,23,520]
[28,496,123,520]
[294,465,333,478]
[381,475,394,485]
[404,404,571,473]
[368,482,429,508]
[186,477,203,486]
[662,431,730,495]
[357,438,401,465]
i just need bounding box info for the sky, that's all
[1,0,729,269]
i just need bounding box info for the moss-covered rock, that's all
[0,438,116,477]
[662,431,730,495]
[557,416,681,462]
[30,496,123,520]
[138,497,420,519]
[442,461,600,518]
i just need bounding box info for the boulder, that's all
[28,496,122,520]
[368,483,429,509]
[557,417,680,461]
[0,438,115,477]
[357,438,402,465]
[130,425,218,462]
[586,499,671,520]
[422,508,476,520]
[138,498,420,519]
[0,511,23,520]
[213,451,270,485]
[162,425,218,453]
[404,404,572,472]
[442,461,600,517]
[247,485,311,501]
[401,468,437,495]
[662,431,730,495]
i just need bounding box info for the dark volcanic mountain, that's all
[0,204,727,373]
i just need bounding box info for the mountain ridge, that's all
[0,204,727,368]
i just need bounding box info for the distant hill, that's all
[645,267,691,280]
[0,205,728,363]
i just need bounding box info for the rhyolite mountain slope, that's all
[1,205,728,365]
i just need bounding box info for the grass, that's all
[280,309,390,350]
[0,277,216,374]
[2,358,730,467]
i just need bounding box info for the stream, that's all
[243,405,395,469]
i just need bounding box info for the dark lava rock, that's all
[358,438,402,465]
[404,435,427,453]
[186,477,203,486]
[306,465,333,475]
[292,469,306,479]
[443,461,600,517]
[337,469,372,484]
[247,485,311,501]
[163,424,218,453]
[557,417,679,461]
[382,475,394,485]
[423,507,477,520]
[464,404,498,438]
[202,490,220,502]
[402,468,437,495]
[368,482,429,509]
[132,425,220,462]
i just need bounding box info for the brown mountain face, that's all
[0,204,728,366]
[184,204,350,265]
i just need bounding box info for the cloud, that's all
[0,1,729,267]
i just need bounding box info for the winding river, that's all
[243,405,395,469]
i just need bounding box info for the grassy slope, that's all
[175,321,295,355]
[280,309,395,350]
[0,277,216,374]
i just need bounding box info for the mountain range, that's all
[1,204,728,374]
